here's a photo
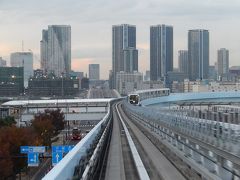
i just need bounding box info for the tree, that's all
[0,142,12,178]
[33,109,65,135]
[0,126,39,178]
[0,116,16,127]
[45,109,65,134]
[31,115,54,147]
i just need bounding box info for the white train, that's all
[128,88,170,105]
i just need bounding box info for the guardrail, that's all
[116,103,150,180]
[123,101,240,180]
[43,105,113,180]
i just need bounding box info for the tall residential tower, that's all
[111,24,137,89]
[89,64,100,80]
[217,48,229,78]
[178,50,188,75]
[188,29,209,80]
[150,24,173,81]
[40,25,71,77]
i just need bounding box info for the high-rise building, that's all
[10,52,33,87]
[150,24,173,81]
[188,29,209,80]
[112,24,137,88]
[209,65,217,80]
[89,64,100,80]
[217,48,229,77]
[40,30,48,74]
[144,70,150,81]
[0,57,6,67]
[40,25,71,77]
[178,50,188,76]
[123,47,138,73]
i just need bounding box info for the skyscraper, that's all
[40,25,71,77]
[123,47,138,72]
[112,24,137,89]
[89,64,100,80]
[10,52,33,87]
[217,48,229,77]
[188,29,209,80]
[178,50,188,75]
[150,24,173,81]
[40,30,48,74]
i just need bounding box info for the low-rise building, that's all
[0,67,24,96]
[28,76,79,97]
[116,71,143,95]
[116,71,164,95]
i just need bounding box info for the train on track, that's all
[71,127,82,140]
[128,88,170,105]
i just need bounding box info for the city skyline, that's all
[1,0,240,79]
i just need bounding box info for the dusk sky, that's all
[0,0,240,79]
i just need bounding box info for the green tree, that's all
[0,116,16,127]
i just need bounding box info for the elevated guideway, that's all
[1,98,112,126]
[42,90,240,180]
[126,91,240,180]
[43,99,117,180]
[142,91,240,106]
[105,102,189,180]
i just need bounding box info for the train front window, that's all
[129,95,139,104]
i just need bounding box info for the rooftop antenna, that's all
[22,40,24,52]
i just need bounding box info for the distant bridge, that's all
[1,98,113,126]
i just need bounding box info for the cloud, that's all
[72,58,93,73]
[1,0,240,78]
[137,43,149,51]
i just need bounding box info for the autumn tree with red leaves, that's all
[0,127,40,178]
[0,109,65,178]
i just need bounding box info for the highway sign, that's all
[52,146,63,153]
[28,153,39,167]
[52,152,63,166]
[21,146,29,153]
[20,146,45,153]
[52,145,74,153]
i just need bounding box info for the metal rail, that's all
[124,101,240,180]
[115,103,150,180]
[42,105,112,180]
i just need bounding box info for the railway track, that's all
[105,101,197,180]
[105,102,141,180]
